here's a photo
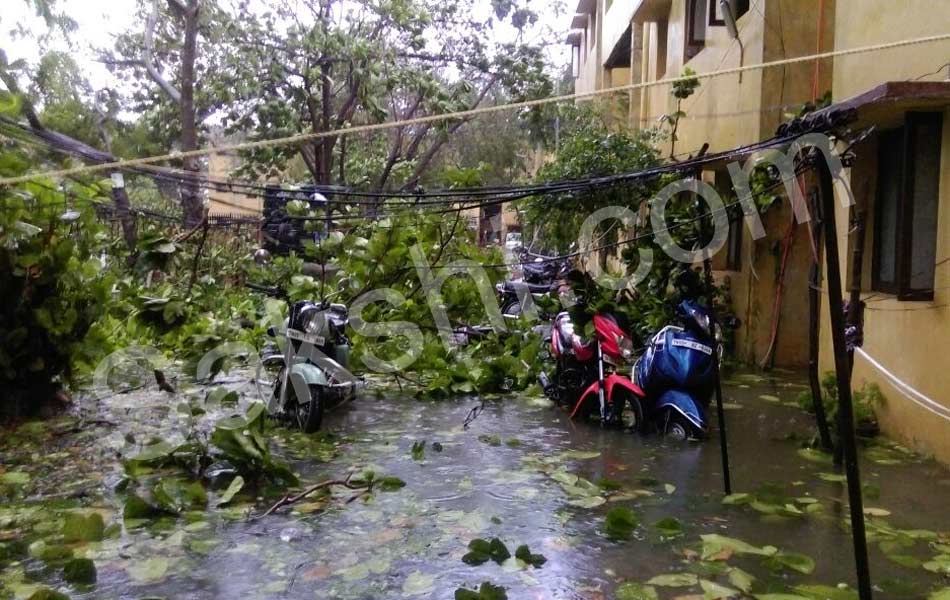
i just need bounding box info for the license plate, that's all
[287,329,325,346]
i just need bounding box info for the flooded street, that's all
[2,370,949,599]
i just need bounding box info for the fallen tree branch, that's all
[249,472,371,520]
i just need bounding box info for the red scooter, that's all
[539,310,645,429]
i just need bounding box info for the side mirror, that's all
[254,248,272,266]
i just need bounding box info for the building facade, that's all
[566,0,950,461]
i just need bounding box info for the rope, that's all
[854,347,950,422]
[2,32,948,186]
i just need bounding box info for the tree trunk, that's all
[179,0,203,227]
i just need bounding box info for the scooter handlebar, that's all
[245,282,285,297]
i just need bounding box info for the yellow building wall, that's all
[819,0,950,462]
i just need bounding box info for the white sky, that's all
[1,0,571,96]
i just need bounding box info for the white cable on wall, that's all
[854,347,950,422]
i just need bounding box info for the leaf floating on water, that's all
[700,579,740,598]
[766,551,816,574]
[863,507,891,517]
[455,582,508,600]
[615,582,658,600]
[63,557,97,584]
[722,493,753,505]
[378,476,407,492]
[216,476,245,506]
[653,517,684,538]
[797,448,833,464]
[514,544,546,568]
[62,512,105,543]
[759,394,781,403]
[402,571,435,596]
[568,496,606,508]
[411,440,426,461]
[645,573,697,587]
[561,450,602,460]
[727,567,756,593]
[700,534,777,560]
[463,538,511,565]
[127,556,170,583]
[927,588,950,600]
[478,435,502,447]
[664,484,676,495]
[818,472,847,483]
[793,585,859,600]
[604,506,639,541]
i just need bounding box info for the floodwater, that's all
[1,370,949,599]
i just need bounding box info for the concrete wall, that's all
[819,0,950,462]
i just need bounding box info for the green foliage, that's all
[797,373,885,430]
[455,582,508,600]
[462,537,511,565]
[62,557,96,584]
[523,104,661,250]
[604,506,639,541]
[0,130,114,413]
[514,544,546,567]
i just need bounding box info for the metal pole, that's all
[713,364,732,494]
[807,190,834,450]
[817,156,872,600]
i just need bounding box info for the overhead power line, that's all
[1,32,948,187]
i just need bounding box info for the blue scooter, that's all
[634,300,729,440]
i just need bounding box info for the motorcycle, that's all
[246,278,358,433]
[634,300,733,440]
[539,309,645,429]
[496,249,572,318]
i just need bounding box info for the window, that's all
[686,0,707,59]
[709,0,749,26]
[872,112,943,300]
[571,45,580,78]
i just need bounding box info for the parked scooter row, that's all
[496,248,572,318]
[539,297,735,440]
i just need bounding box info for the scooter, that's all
[246,280,358,432]
[634,300,730,440]
[539,309,644,429]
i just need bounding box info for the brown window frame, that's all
[709,0,750,26]
[686,0,706,59]
[871,112,943,301]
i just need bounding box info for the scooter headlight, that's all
[615,333,634,360]
[298,307,326,336]
[691,309,712,337]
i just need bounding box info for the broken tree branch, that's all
[144,0,183,104]
[249,472,372,520]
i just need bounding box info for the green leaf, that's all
[604,506,639,541]
[615,582,658,600]
[378,476,407,491]
[62,512,105,542]
[216,476,245,506]
[454,582,508,600]
[700,534,778,559]
[127,556,170,583]
[63,557,97,584]
[766,552,816,574]
[700,579,739,599]
[514,544,546,568]
[411,440,426,461]
[728,567,756,593]
[402,571,435,595]
[654,517,684,537]
[928,588,950,600]
[646,573,697,587]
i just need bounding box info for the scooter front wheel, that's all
[663,411,698,441]
[288,382,325,433]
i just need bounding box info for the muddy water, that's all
[2,371,949,599]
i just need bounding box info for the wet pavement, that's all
[1,370,949,599]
